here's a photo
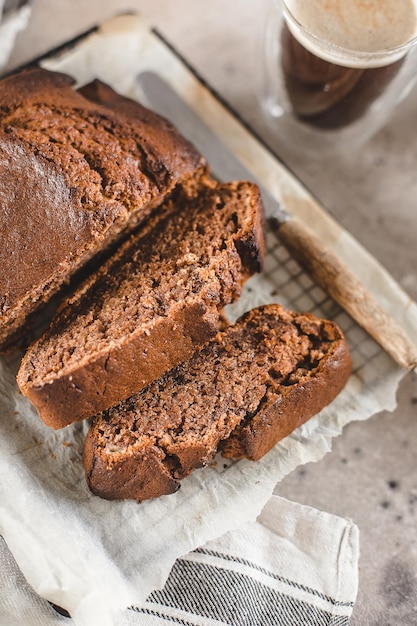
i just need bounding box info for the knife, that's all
[137,70,417,370]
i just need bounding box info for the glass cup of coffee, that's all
[261,0,417,156]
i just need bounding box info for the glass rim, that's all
[280,0,417,66]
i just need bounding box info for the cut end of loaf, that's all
[84,303,351,501]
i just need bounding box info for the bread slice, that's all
[0,68,204,351]
[17,179,264,429]
[83,304,351,501]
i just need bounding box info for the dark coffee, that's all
[280,23,405,129]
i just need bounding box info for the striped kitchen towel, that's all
[0,496,359,626]
[125,496,359,626]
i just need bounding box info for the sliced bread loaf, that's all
[83,304,351,501]
[0,68,204,350]
[17,179,264,428]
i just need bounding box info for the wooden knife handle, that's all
[275,217,417,370]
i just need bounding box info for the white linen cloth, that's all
[0,495,359,626]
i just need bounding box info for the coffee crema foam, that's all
[286,0,417,66]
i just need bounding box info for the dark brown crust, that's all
[83,305,351,501]
[220,337,351,461]
[77,79,205,194]
[234,185,265,275]
[0,69,204,351]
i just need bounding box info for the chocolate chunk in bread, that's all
[17,179,265,429]
[0,68,204,351]
[83,304,351,501]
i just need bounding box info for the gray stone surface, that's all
[6,1,417,623]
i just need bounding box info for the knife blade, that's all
[137,70,417,370]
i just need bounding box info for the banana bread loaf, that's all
[0,68,204,350]
[17,179,264,428]
[83,304,351,501]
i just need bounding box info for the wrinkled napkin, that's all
[0,495,359,625]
